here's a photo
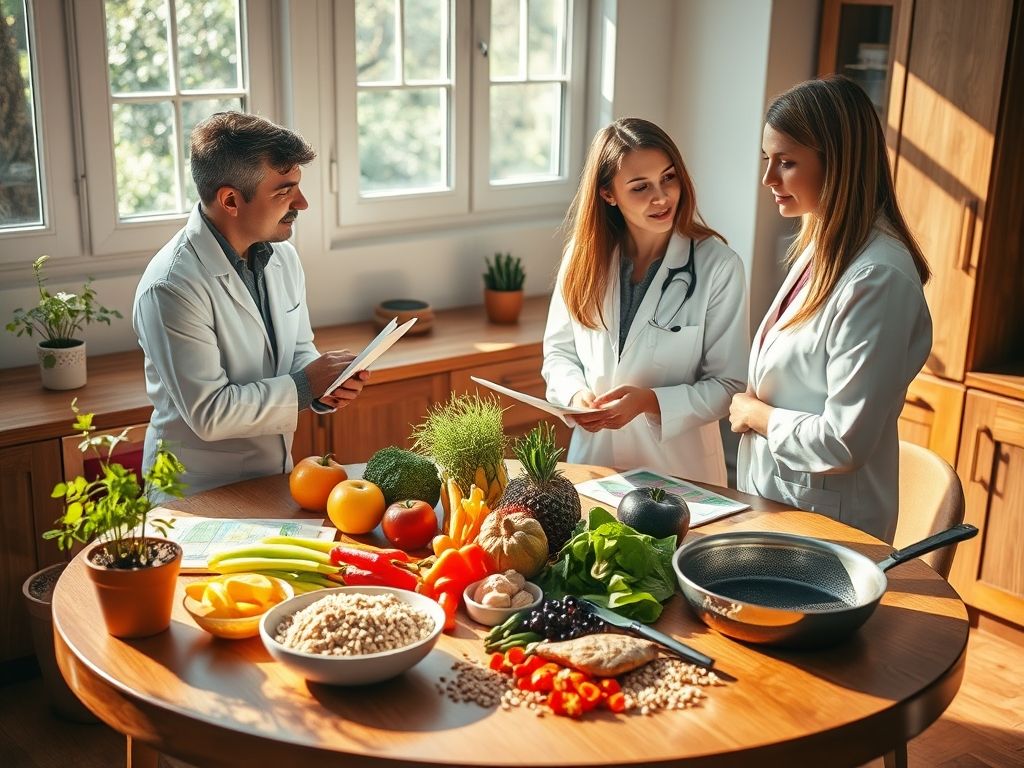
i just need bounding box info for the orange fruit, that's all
[289,454,348,512]
[327,479,387,534]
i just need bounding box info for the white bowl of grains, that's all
[259,586,445,685]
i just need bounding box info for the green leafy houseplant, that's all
[6,255,122,348]
[45,401,185,568]
[483,252,525,291]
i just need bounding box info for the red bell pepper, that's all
[437,589,459,632]
[459,543,493,582]
[605,691,627,713]
[341,564,419,591]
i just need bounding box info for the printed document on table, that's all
[156,515,336,573]
[325,317,418,395]
[574,468,749,527]
[470,376,598,427]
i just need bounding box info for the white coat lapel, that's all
[752,247,813,383]
[186,208,274,358]
[620,234,689,358]
[264,252,294,376]
[601,249,622,360]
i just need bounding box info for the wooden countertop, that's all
[0,296,550,449]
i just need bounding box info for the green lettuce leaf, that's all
[535,506,678,623]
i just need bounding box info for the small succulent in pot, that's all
[6,255,122,348]
[483,252,525,291]
[45,400,184,569]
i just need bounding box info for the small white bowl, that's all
[463,579,543,627]
[259,586,445,685]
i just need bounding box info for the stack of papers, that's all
[574,468,749,528]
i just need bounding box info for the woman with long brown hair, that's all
[543,118,748,486]
[730,75,932,542]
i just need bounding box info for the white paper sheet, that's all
[470,375,598,427]
[574,467,749,527]
[324,317,418,395]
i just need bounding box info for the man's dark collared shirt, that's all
[199,208,313,411]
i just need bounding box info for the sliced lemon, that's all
[224,573,275,605]
[202,580,235,612]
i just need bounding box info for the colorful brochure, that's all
[156,515,336,573]
[574,468,749,528]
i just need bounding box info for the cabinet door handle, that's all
[958,197,978,272]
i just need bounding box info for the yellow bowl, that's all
[183,576,295,640]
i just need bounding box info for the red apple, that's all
[381,499,439,551]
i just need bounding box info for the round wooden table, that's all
[53,464,969,768]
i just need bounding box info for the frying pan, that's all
[671,524,977,648]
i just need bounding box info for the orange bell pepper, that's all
[437,589,459,632]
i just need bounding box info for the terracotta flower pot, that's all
[84,538,182,638]
[485,289,524,324]
[36,339,87,390]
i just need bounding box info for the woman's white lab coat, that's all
[736,228,932,543]
[543,233,749,485]
[133,206,321,499]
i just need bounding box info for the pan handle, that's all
[876,523,978,572]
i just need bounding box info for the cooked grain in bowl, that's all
[273,592,434,656]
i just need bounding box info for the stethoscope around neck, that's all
[648,238,696,333]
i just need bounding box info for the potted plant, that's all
[44,401,186,638]
[5,255,122,390]
[483,252,525,324]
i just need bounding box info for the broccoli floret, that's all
[363,446,441,507]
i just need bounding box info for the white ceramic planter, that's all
[36,340,87,390]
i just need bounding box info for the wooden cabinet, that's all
[893,0,1013,381]
[898,373,965,465]
[316,374,451,463]
[951,390,1024,627]
[0,441,64,663]
[451,356,572,449]
[817,0,913,164]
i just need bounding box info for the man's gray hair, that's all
[190,112,315,204]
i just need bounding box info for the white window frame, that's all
[0,0,81,268]
[332,0,587,234]
[471,0,588,212]
[334,0,471,228]
[73,0,277,258]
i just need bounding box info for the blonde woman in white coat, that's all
[730,76,932,543]
[544,118,748,486]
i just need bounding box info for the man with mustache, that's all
[133,112,364,499]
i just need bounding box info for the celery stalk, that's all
[210,557,340,575]
[260,536,338,554]
[207,543,334,567]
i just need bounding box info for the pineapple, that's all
[500,423,581,555]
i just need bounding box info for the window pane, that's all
[0,0,42,227]
[175,0,241,91]
[489,0,520,79]
[180,98,244,205]
[112,101,178,217]
[527,0,566,78]
[404,0,446,82]
[356,0,398,84]
[358,88,446,193]
[490,83,560,182]
[106,0,171,94]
